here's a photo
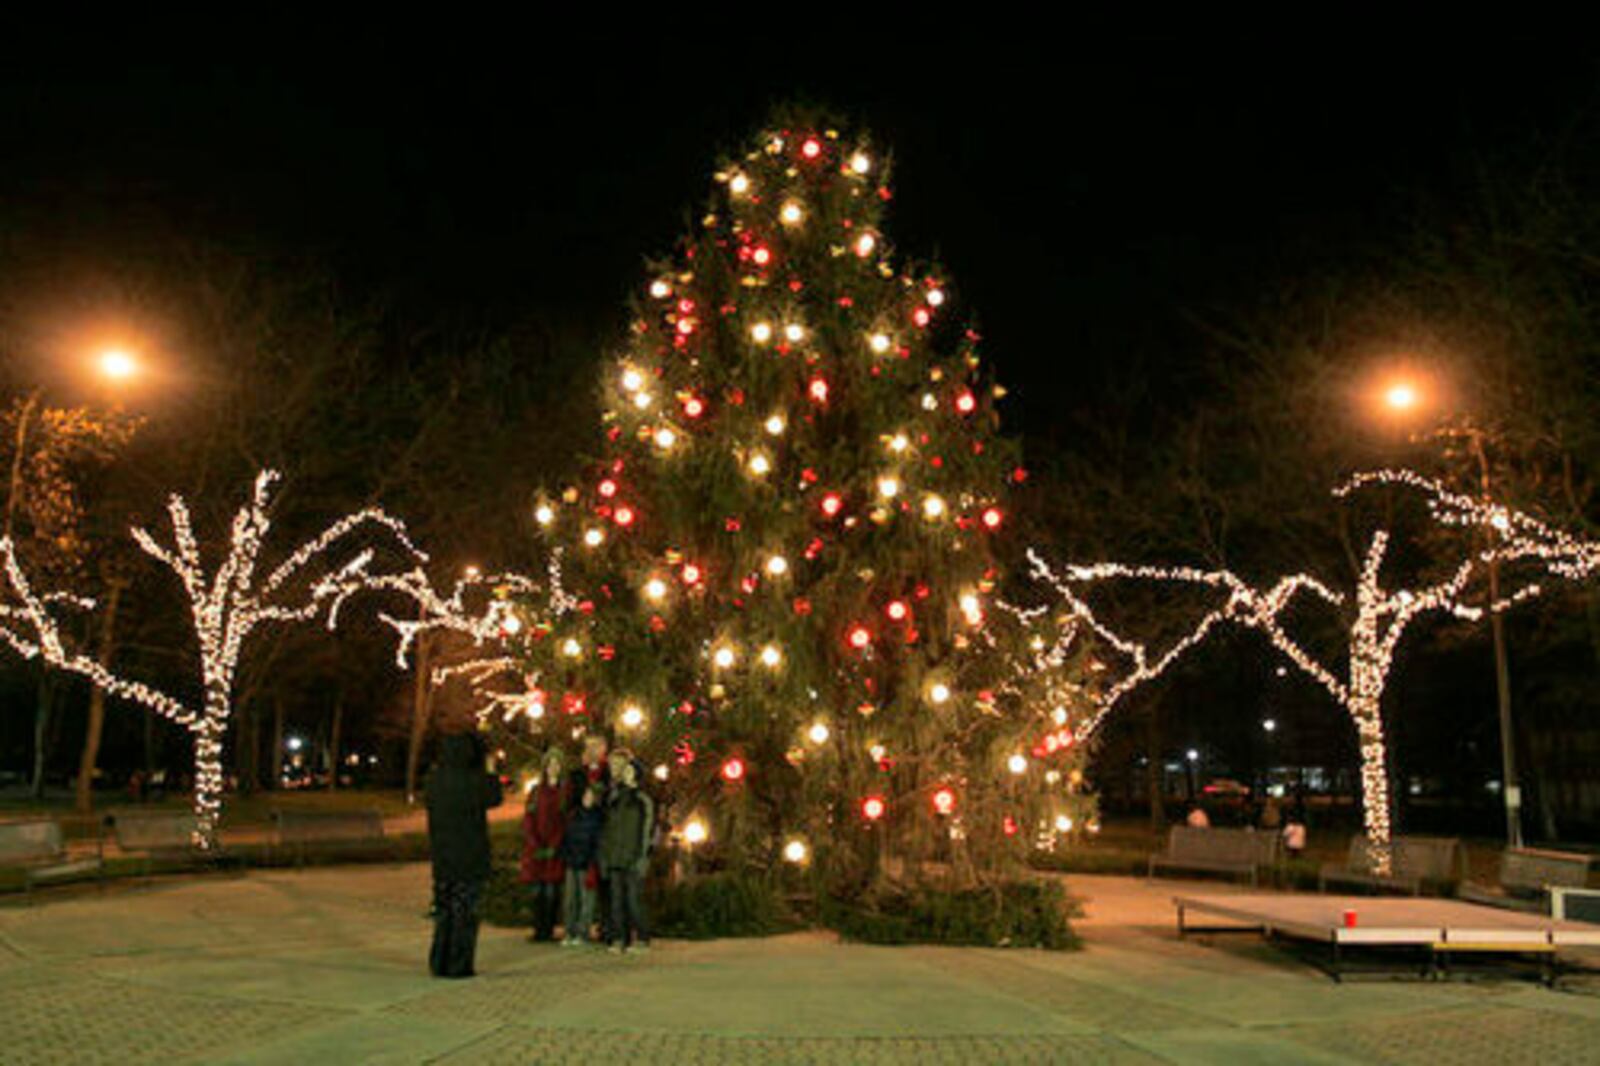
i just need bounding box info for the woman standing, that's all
[425,732,502,978]
[520,748,568,942]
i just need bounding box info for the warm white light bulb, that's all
[760,644,783,668]
[1052,706,1069,726]
[1055,815,1073,832]
[749,454,771,476]
[807,722,830,744]
[869,332,892,354]
[729,173,750,195]
[535,504,555,526]
[622,368,643,392]
[1008,754,1028,775]
[644,578,667,601]
[633,392,652,410]
[583,528,604,548]
[877,476,900,499]
[921,393,938,411]
[889,433,909,453]
[764,414,786,436]
[784,839,808,863]
[780,201,804,225]
[562,638,582,658]
[684,819,708,844]
[653,764,669,782]
[922,494,946,519]
[926,288,945,307]
[649,280,671,299]
[766,555,789,576]
[785,323,805,343]
[621,705,644,729]
[713,646,736,669]
[751,321,773,344]
[929,683,951,705]
[855,233,876,257]
[655,428,677,449]
[850,152,871,174]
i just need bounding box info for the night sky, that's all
[5,39,1596,436]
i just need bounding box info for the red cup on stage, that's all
[1342,909,1358,928]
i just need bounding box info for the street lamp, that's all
[1366,369,1522,848]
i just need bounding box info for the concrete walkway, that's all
[2,866,1598,1063]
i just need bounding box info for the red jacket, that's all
[519,782,567,884]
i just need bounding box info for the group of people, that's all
[1184,793,1308,857]
[423,731,655,980]
[519,737,655,953]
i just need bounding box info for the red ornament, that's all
[955,390,977,415]
[675,740,696,765]
[598,479,618,498]
[932,787,956,816]
[578,600,596,614]
[724,517,741,532]
[808,376,829,404]
[913,307,931,328]
[598,645,616,661]
[793,597,812,616]
[804,537,824,560]
[847,624,872,650]
[1012,466,1029,484]
[740,574,758,594]
[613,506,635,527]
[683,396,706,418]
[800,467,818,484]
[861,795,886,821]
[561,692,587,717]
[981,507,1003,530]
[885,600,909,622]
[1003,816,1019,837]
[681,563,703,585]
[752,246,772,266]
[649,614,667,633]
[820,493,843,518]
[721,756,746,782]
[801,136,822,159]
[914,583,931,600]
[677,318,697,336]
[677,298,695,314]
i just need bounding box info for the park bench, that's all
[0,819,102,896]
[271,808,390,866]
[1319,835,1465,896]
[1459,847,1593,913]
[102,810,211,876]
[1148,825,1280,886]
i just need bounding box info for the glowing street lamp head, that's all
[98,349,138,381]
[1383,381,1419,412]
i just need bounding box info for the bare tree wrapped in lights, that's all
[1022,469,1600,863]
[0,471,421,849]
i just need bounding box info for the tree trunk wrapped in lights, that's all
[496,110,1094,891]
[0,471,422,849]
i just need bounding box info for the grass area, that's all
[0,788,421,842]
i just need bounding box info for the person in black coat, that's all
[425,732,502,978]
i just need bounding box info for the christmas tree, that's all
[505,111,1094,891]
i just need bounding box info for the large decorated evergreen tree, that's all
[505,111,1094,892]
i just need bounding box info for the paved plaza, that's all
[2,865,1599,1063]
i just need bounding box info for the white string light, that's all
[0,471,426,850]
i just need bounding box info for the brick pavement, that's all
[1,866,1598,1063]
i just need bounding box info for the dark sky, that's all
[3,38,1597,432]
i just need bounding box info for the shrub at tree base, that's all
[822,880,1079,949]
[650,872,803,939]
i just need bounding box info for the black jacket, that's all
[425,734,502,883]
[559,803,605,869]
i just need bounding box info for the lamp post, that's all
[1373,375,1521,848]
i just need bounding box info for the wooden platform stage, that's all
[1173,892,1600,983]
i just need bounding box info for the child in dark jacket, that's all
[559,785,604,945]
[599,755,654,953]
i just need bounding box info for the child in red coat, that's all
[520,748,568,941]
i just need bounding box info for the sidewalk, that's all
[3,866,1598,1063]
